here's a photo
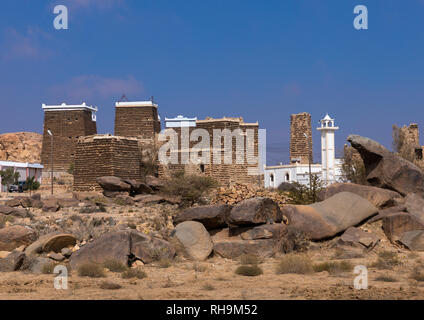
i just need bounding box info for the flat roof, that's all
[42,103,98,113]
[115,101,158,108]
[0,161,44,169]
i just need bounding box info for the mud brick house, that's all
[114,101,161,139]
[73,135,141,191]
[41,103,98,174]
[159,116,260,186]
[290,112,313,164]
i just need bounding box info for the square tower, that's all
[290,112,313,164]
[114,101,161,139]
[41,103,98,172]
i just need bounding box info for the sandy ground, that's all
[0,246,423,300]
[1,189,424,300]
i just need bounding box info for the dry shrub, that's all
[375,275,398,282]
[202,283,216,291]
[333,248,364,260]
[239,253,263,265]
[0,214,14,229]
[158,258,172,269]
[235,265,263,277]
[104,259,128,273]
[410,267,424,282]
[276,254,313,274]
[192,263,208,272]
[313,261,353,275]
[121,267,147,279]
[371,251,401,269]
[41,261,58,274]
[77,263,106,278]
[99,281,122,290]
[279,226,310,253]
[163,170,218,206]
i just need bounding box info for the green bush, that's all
[286,174,323,205]
[163,170,218,206]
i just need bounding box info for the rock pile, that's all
[211,183,288,207]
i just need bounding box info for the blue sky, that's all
[0,0,423,165]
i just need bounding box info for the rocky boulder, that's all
[318,183,401,209]
[171,221,213,261]
[337,227,380,249]
[0,226,37,251]
[399,230,424,251]
[134,194,181,205]
[347,135,424,196]
[131,231,175,264]
[213,239,277,259]
[382,212,424,242]
[227,198,283,227]
[70,231,131,269]
[25,233,77,255]
[405,193,424,224]
[96,176,132,193]
[0,250,26,272]
[0,205,31,218]
[0,132,42,163]
[282,192,378,240]
[174,204,232,230]
[70,230,175,269]
[237,223,286,240]
[42,199,60,213]
[145,175,166,191]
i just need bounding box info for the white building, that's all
[0,161,43,192]
[264,114,343,188]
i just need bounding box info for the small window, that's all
[200,164,205,173]
[416,148,423,160]
[285,173,290,181]
[270,174,274,182]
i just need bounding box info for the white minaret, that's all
[317,114,339,185]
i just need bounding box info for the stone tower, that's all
[41,103,98,172]
[317,114,339,185]
[114,101,161,139]
[290,112,313,164]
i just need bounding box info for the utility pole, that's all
[48,130,54,195]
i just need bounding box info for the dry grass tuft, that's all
[104,259,128,273]
[77,263,106,278]
[121,267,147,279]
[99,281,122,290]
[313,261,353,275]
[235,265,263,277]
[276,254,313,274]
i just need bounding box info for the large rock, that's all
[405,193,424,224]
[0,205,30,218]
[174,204,232,230]
[318,183,401,209]
[227,198,283,227]
[382,212,424,242]
[70,231,131,269]
[367,205,407,224]
[122,179,153,195]
[213,239,277,259]
[25,232,77,255]
[133,194,181,205]
[130,232,175,264]
[21,256,52,274]
[70,230,174,269]
[282,192,378,240]
[347,135,424,196]
[0,226,37,251]
[337,227,380,249]
[238,223,286,240]
[42,199,60,213]
[0,251,26,272]
[96,176,132,192]
[171,221,213,261]
[145,175,166,191]
[399,230,424,251]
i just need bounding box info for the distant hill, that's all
[0,132,42,164]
